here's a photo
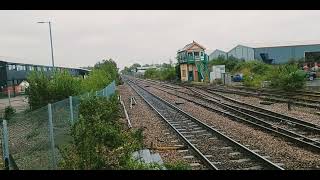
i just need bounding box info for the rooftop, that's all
[178,41,206,52]
[0,56,89,71]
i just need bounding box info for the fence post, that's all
[8,89,11,107]
[69,96,74,125]
[106,86,109,99]
[2,120,10,169]
[48,104,57,169]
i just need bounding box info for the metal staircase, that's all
[195,58,209,82]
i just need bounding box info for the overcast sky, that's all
[1,10,320,70]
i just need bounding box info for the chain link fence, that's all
[1,80,116,170]
[0,91,28,119]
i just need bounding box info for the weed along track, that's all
[123,76,284,170]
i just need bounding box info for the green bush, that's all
[209,56,242,72]
[26,71,82,110]
[144,66,177,81]
[25,72,51,110]
[94,59,120,85]
[59,96,144,170]
[4,106,16,120]
[159,67,176,81]
[230,61,274,88]
[81,69,112,93]
[144,68,159,80]
[269,64,306,91]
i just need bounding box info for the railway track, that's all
[226,86,320,98]
[135,78,320,154]
[124,76,283,170]
[203,87,320,110]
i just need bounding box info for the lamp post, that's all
[37,21,55,68]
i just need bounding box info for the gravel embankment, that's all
[118,83,205,169]
[215,92,320,126]
[145,85,320,170]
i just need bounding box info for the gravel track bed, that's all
[145,85,320,170]
[214,92,320,126]
[118,83,205,169]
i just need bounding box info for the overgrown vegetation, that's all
[121,63,141,75]
[209,56,307,90]
[209,55,242,72]
[25,59,120,110]
[144,65,177,81]
[26,71,81,110]
[269,64,306,91]
[4,106,16,120]
[59,95,146,169]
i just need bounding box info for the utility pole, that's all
[37,21,55,68]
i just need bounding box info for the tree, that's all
[94,59,120,85]
[161,63,171,69]
[121,63,142,75]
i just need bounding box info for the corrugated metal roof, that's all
[243,40,320,49]
[0,56,90,71]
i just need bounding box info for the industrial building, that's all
[177,41,209,82]
[209,49,227,60]
[0,59,90,95]
[209,43,320,64]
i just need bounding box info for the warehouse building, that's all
[228,45,255,61]
[209,49,227,60]
[209,43,320,64]
[0,59,90,95]
[254,44,320,64]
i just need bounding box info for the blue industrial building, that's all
[209,43,320,64]
[254,44,320,64]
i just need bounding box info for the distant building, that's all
[135,66,157,75]
[209,43,320,64]
[0,59,90,95]
[209,49,227,60]
[254,44,320,64]
[228,45,255,61]
[177,41,209,82]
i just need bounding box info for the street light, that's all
[37,21,55,68]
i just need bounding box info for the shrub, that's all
[144,68,159,80]
[4,106,16,120]
[209,56,242,72]
[94,59,120,85]
[159,67,176,81]
[25,72,51,110]
[81,69,112,93]
[269,64,306,91]
[59,95,144,170]
[144,66,177,81]
[26,71,82,110]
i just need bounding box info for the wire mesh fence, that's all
[0,91,29,119]
[1,80,116,170]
